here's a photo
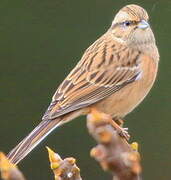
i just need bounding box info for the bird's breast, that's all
[92,54,158,118]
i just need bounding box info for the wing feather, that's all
[42,33,142,120]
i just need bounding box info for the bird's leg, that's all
[114,118,124,127]
[111,117,130,141]
[89,108,130,141]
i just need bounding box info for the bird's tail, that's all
[7,118,63,165]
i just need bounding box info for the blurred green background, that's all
[0,0,171,179]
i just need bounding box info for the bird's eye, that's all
[123,21,132,27]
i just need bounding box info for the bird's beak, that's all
[138,20,149,29]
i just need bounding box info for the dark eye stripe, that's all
[122,20,138,26]
[112,20,138,28]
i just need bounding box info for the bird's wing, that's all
[43,34,142,120]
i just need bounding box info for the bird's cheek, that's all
[112,28,127,39]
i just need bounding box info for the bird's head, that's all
[110,4,155,48]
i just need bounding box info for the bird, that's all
[8,4,159,165]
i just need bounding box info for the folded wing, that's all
[43,34,142,120]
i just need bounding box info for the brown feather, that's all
[43,33,142,120]
[8,4,159,165]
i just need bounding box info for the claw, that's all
[117,127,130,141]
[109,119,130,141]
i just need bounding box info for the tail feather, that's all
[8,118,62,164]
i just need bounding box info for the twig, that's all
[46,147,82,180]
[87,110,142,180]
[0,110,142,180]
[0,152,26,180]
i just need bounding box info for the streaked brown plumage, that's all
[8,4,159,164]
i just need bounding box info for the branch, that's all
[0,152,26,180]
[87,109,141,180]
[0,110,142,180]
[46,147,82,180]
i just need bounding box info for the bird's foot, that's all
[108,118,130,141]
[116,127,130,141]
[113,118,130,140]
[90,108,130,141]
